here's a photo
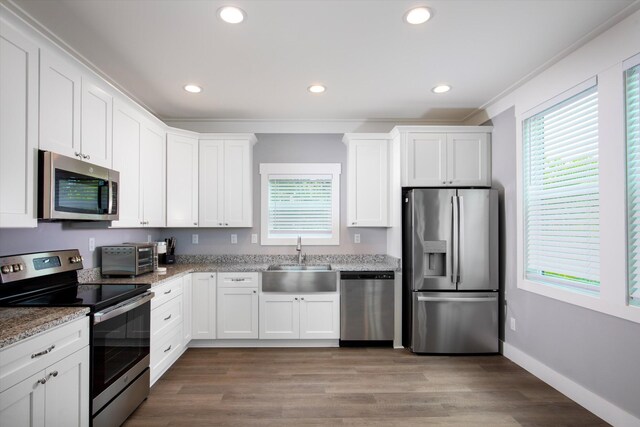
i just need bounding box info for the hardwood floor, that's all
[124,348,607,426]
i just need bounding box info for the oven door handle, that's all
[93,292,154,324]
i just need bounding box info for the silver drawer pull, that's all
[32,344,55,358]
[164,289,172,294]
[230,278,247,282]
[48,370,58,379]
[37,377,47,385]
[164,314,172,321]
[164,345,172,353]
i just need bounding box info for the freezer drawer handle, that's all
[417,296,497,302]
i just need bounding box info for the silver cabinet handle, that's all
[48,370,58,379]
[253,290,256,293]
[442,181,446,184]
[164,314,172,321]
[352,222,356,225]
[449,180,453,184]
[300,297,304,300]
[417,296,497,302]
[294,297,298,300]
[210,274,214,278]
[83,154,90,160]
[32,344,55,358]
[164,345,172,353]
[194,222,198,225]
[218,223,222,226]
[74,152,81,158]
[225,223,228,226]
[164,289,172,294]
[140,221,144,225]
[37,377,47,385]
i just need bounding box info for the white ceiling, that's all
[11,0,639,122]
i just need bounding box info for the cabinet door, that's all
[198,140,224,227]
[111,100,143,227]
[39,50,81,159]
[217,287,259,339]
[0,369,45,427]
[406,133,447,186]
[446,133,491,186]
[183,274,193,345]
[191,273,216,339]
[299,294,340,339]
[167,134,199,227]
[223,140,252,227]
[80,79,112,168]
[44,346,89,427]
[0,22,38,228]
[347,139,389,227]
[259,294,299,339]
[140,123,166,227]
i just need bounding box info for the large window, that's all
[626,61,640,307]
[522,83,600,294]
[260,163,341,245]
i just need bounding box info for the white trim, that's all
[623,52,640,70]
[503,342,640,427]
[260,163,341,246]
[188,339,339,348]
[521,76,597,119]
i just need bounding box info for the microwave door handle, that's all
[108,180,114,214]
[93,292,154,324]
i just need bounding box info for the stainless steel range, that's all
[0,250,153,427]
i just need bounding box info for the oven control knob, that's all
[1,265,13,274]
[12,264,23,272]
[69,256,81,264]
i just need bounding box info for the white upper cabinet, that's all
[140,122,166,227]
[396,127,492,187]
[167,133,199,227]
[111,99,143,228]
[0,19,38,228]
[199,135,255,228]
[39,50,81,159]
[344,134,390,227]
[80,78,112,167]
[40,51,113,167]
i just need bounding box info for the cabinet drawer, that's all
[217,272,259,288]
[0,316,89,393]
[151,294,183,339]
[150,323,182,383]
[151,277,183,309]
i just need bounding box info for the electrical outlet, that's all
[510,317,516,331]
[231,234,238,244]
[251,234,258,244]
[147,234,152,243]
[88,237,95,252]
[192,234,199,245]
[354,234,361,244]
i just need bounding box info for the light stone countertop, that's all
[0,307,89,350]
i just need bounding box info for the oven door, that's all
[92,292,153,415]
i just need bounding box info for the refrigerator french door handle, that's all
[458,195,463,284]
[451,195,458,284]
[417,296,497,302]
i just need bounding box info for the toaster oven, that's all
[101,244,154,277]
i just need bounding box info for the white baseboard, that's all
[188,339,339,348]
[503,342,639,427]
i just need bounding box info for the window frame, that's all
[259,163,341,246]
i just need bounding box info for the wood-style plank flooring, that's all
[124,348,607,426]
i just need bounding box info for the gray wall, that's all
[166,133,387,255]
[491,107,640,418]
[0,222,161,268]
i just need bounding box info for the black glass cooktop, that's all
[10,283,151,312]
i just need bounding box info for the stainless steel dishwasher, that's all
[340,271,395,345]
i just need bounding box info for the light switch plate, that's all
[88,237,95,252]
[354,234,361,244]
[147,234,152,243]
[231,234,238,244]
[510,317,516,331]
[251,234,258,244]
[192,234,199,244]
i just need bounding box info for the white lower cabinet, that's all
[260,293,340,339]
[0,317,90,427]
[217,273,259,339]
[150,276,184,385]
[191,273,217,339]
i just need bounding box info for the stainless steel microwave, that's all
[38,150,119,221]
[101,244,155,277]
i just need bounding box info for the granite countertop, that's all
[85,254,400,288]
[0,307,89,350]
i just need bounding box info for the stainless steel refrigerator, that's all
[402,188,499,353]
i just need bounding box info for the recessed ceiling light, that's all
[184,84,202,93]
[218,6,245,24]
[432,84,451,94]
[308,85,326,94]
[404,7,432,25]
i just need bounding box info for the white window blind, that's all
[268,176,333,237]
[523,84,600,293]
[626,63,640,306]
